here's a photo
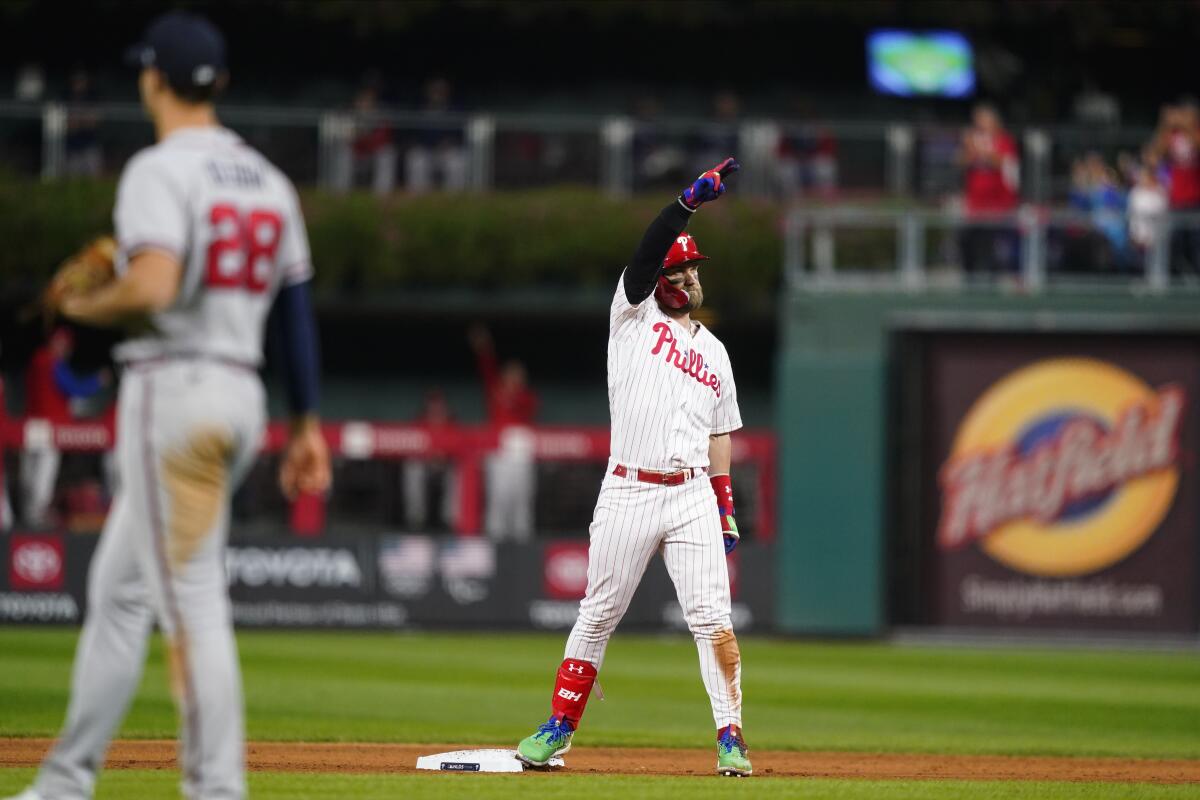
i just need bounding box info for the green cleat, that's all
[516,715,575,767]
[716,725,752,777]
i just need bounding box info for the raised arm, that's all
[622,157,740,305]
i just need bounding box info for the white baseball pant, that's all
[564,464,742,728]
[34,360,264,800]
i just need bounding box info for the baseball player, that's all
[7,12,329,800]
[516,157,751,777]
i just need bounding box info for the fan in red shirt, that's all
[1148,101,1200,273]
[958,104,1020,275]
[25,329,74,424]
[469,324,540,541]
[22,328,104,527]
[402,389,460,532]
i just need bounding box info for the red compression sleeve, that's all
[710,474,734,515]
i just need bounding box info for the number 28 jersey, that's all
[112,126,312,366]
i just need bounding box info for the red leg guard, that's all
[550,658,597,728]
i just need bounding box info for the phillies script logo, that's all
[937,359,1185,578]
[651,322,721,396]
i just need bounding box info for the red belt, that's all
[612,464,706,486]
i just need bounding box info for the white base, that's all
[415,748,564,772]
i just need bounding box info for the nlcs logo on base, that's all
[938,358,1185,577]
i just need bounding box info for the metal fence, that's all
[0,101,1157,203]
[782,206,1200,293]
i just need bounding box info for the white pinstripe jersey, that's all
[112,126,313,365]
[607,271,742,470]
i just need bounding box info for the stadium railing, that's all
[0,100,1154,203]
[783,206,1200,293]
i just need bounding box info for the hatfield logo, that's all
[226,547,363,589]
[9,536,65,591]
[938,358,1185,577]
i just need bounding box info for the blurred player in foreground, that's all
[515,157,751,776]
[7,11,330,800]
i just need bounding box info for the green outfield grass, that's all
[1,628,1197,798]
[0,769,1197,800]
[2,628,1197,757]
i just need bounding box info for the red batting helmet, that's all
[656,233,708,308]
[663,233,708,269]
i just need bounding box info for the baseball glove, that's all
[41,235,118,323]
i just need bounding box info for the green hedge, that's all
[0,179,784,301]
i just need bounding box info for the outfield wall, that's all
[776,289,1200,636]
[0,534,775,633]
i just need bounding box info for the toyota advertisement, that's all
[1,533,775,631]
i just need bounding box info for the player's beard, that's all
[684,284,704,311]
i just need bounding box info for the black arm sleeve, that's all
[622,198,695,305]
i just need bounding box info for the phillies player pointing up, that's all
[517,157,751,777]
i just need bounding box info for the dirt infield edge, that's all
[1,739,1196,783]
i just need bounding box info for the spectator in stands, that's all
[14,63,44,102]
[776,123,840,200]
[807,126,839,198]
[1116,150,1141,187]
[402,389,458,532]
[468,324,539,542]
[1128,158,1169,271]
[1147,100,1200,274]
[64,69,102,177]
[632,93,688,188]
[20,328,107,527]
[332,72,396,195]
[957,103,1020,275]
[404,76,468,193]
[1067,152,1131,272]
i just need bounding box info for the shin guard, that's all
[550,658,597,728]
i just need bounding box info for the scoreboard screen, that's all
[867,30,974,98]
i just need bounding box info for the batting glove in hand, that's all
[721,514,740,555]
[681,157,740,209]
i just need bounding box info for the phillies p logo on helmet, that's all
[663,233,709,270]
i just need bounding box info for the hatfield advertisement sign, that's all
[924,339,1198,632]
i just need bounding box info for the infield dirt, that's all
[2,739,1197,783]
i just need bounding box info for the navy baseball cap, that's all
[125,11,226,91]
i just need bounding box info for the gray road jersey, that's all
[112,126,313,365]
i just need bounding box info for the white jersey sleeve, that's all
[276,182,314,288]
[711,342,742,435]
[113,152,189,268]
